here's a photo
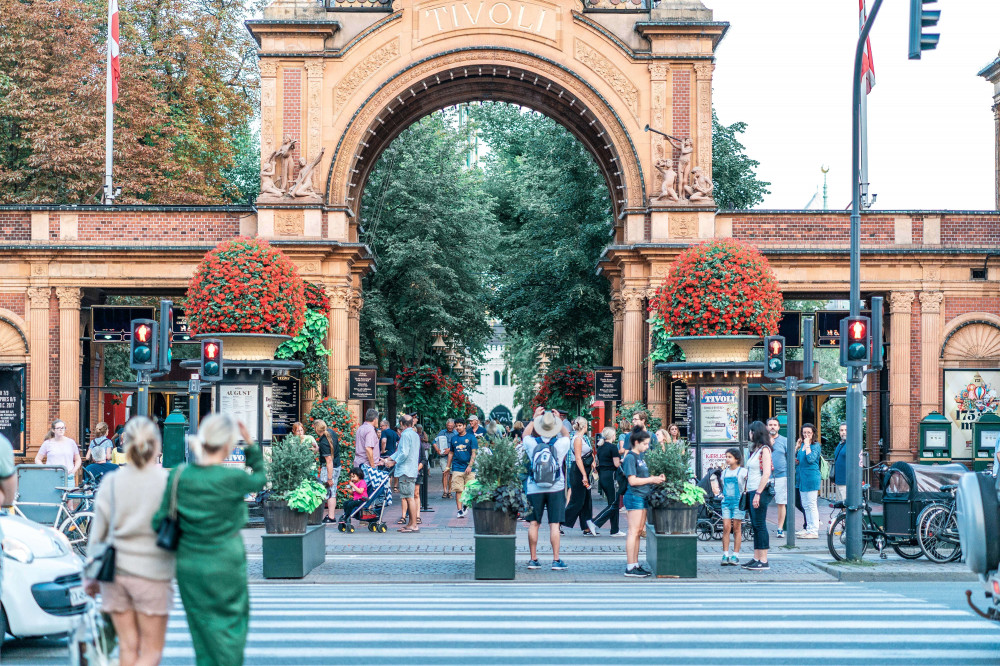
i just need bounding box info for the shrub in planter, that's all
[184,237,307,336]
[461,438,528,534]
[263,435,318,534]
[644,441,706,535]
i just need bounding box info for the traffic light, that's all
[200,338,223,382]
[159,300,173,374]
[764,335,786,380]
[908,0,940,60]
[840,316,871,368]
[129,319,158,371]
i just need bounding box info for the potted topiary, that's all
[184,237,307,361]
[643,440,706,578]
[263,435,319,534]
[652,238,782,363]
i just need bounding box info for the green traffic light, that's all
[847,342,867,361]
[204,360,220,376]
[133,346,151,363]
[768,358,783,372]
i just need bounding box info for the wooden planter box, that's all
[474,534,516,580]
[646,533,697,578]
[261,524,325,579]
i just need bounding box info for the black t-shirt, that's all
[596,440,620,471]
[381,428,399,456]
[317,432,340,467]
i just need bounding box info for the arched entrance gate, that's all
[248,0,727,412]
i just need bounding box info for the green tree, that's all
[712,109,771,210]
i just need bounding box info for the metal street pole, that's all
[136,369,149,417]
[847,0,884,561]
[785,375,798,548]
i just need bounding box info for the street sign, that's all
[349,366,377,401]
[91,305,155,342]
[593,367,623,402]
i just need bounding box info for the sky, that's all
[707,0,1000,211]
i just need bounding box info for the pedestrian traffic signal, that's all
[129,319,158,371]
[159,300,173,374]
[200,339,223,382]
[764,335,786,380]
[840,316,871,368]
[908,0,940,60]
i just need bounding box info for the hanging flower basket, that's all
[663,335,761,364]
[192,332,291,362]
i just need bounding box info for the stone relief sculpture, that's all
[645,126,713,206]
[654,158,680,202]
[287,147,326,199]
[257,140,325,202]
[275,136,298,190]
[665,135,694,195]
[259,151,284,198]
[685,166,714,203]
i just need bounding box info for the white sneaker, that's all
[456,510,465,518]
[586,520,599,534]
[610,531,627,537]
[801,531,819,539]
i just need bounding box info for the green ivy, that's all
[275,308,330,392]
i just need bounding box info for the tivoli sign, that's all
[418,0,558,43]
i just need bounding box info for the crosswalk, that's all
[150,582,1000,665]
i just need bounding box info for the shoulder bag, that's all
[84,474,117,582]
[737,468,750,512]
[156,464,185,551]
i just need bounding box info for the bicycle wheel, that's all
[917,505,961,563]
[59,511,95,557]
[827,514,869,561]
[890,539,924,560]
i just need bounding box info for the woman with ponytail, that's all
[153,414,266,666]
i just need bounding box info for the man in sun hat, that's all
[522,407,572,571]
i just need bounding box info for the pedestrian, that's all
[767,417,789,538]
[312,419,341,524]
[468,414,485,438]
[563,416,598,536]
[385,414,420,532]
[510,421,524,444]
[84,445,119,486]
[742,420,774,571]
[795,423,822,539]
[618,411,648,457]
[831,422,848,500]
[85,416,174,666]
[622,426,663,577]
[654,428,669,449]
[415,425,433,512]
[447,418,478,516]
[353,408,381,469]
[666,423,681,443]
[338,467,368,526]
[34,419,81,487]
[719,447,747,566]
[86,422,114,463]
[522,407,572,571]
[435,419,457,499]
[380,418,399,457]
[0,432,14,507]
[593,426,624,536]
[153,413,266,666]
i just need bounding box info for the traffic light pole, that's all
[785,375,798,549]
[847,0,884,561]
[136,369,150,417]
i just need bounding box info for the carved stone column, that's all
[610,295,624,369]
[260,60,278,170]
[888,291,915,461]
[621,287,645,404]
[648,63,670,201]
[645,287,668,424]
[693,62,715,181]
[26,287,50,454]
[304,60,324,170]
[347,289,364,423]
[326,285,349,402]
[919,291,944,424]
[56,288,82,441]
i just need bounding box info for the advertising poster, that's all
[943,370,1000,458]
[215,384,273,465]
[0,366,25,455]
[699,386,740,444]
[700,447,731,476]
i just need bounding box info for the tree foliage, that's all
[712,109,771,210]
[0,0,259,204]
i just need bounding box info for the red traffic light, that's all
[135,324,152,343]
[768,339,783,356]
[848,319,868,341]
[204,342,219,360]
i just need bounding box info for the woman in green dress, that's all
[153,413,266,666]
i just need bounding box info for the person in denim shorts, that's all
[621,427,665,578]
[719,448,748,566]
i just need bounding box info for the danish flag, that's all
[860,0,876,94]
[109,0,120,103]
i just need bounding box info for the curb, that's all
[808,559,980,582]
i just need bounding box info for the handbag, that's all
[738,468,749,512]
[155,464,185,551]
[84,475,116,582]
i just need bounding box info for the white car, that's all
[1,513,87,640]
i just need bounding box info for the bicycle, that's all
[916,483,962,563]
[12,484,97,556]
[827,478,923,561]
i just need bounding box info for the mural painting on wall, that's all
[943,370,1000,459]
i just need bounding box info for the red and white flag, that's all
[109,0,120,103]
[859,0,876,94]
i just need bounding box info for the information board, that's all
[0,366,25,455]
[593,367,623,402]
[216,384,273,444]
[349,366,377,401]
[271,375,301,439]
[670,380,689,438]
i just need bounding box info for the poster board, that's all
[214,384,273,465]
[271,375,301,440]
[349,366,377,401]
[593,367,623,402]
[0,366,25,456]
[942,369,1000,459]
[698,386,740,444]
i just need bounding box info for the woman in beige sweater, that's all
[85,416,175,666]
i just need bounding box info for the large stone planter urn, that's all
[262,498,307,534]
[665,335,760,365]
[194,332,290,362]
[472,501,517,535]
[650,502,699,535]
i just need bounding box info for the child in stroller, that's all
[339,464,392,533]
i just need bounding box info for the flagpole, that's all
[103,0,114,205]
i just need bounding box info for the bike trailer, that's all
[14,464,69,524]
[881,461,966,537]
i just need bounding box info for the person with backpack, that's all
[795,423,822,539]
[622,426,664,577]
[562,417,598,536]
[522,407,572,571]
[742,420,774,570]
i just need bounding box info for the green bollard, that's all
[162,408,188,468]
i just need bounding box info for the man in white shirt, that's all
[522,408,572,571]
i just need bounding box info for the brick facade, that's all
[47,291,59,426]
[0,212,30,240]
[941,213,1000,245]
[671,70,690,157]
[909,301,922,459]
[728,213,895,247]
[0,293,25,317]
[76,211,241,242]
[282,68,303,180]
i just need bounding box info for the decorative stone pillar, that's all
[326,285,349,402]
[260,60,278,170]
[693,61,715,181]
[645,287,668,424]
[610,295,624,369]
[648,63,670,201]
[887,291,915,460]
[304,60,324,166]
[26,287,50,454]
[918,291,944,423]
[56,288,82,441]
[347,289,364,423]
[621,287,645,404]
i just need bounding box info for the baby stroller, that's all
[696,470,753,542]
[338,464,393,533]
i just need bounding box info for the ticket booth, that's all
[918,411,952,463]
[971,412,1000,472]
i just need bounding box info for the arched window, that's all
[502,370,509,385]
[493,370,501,385]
